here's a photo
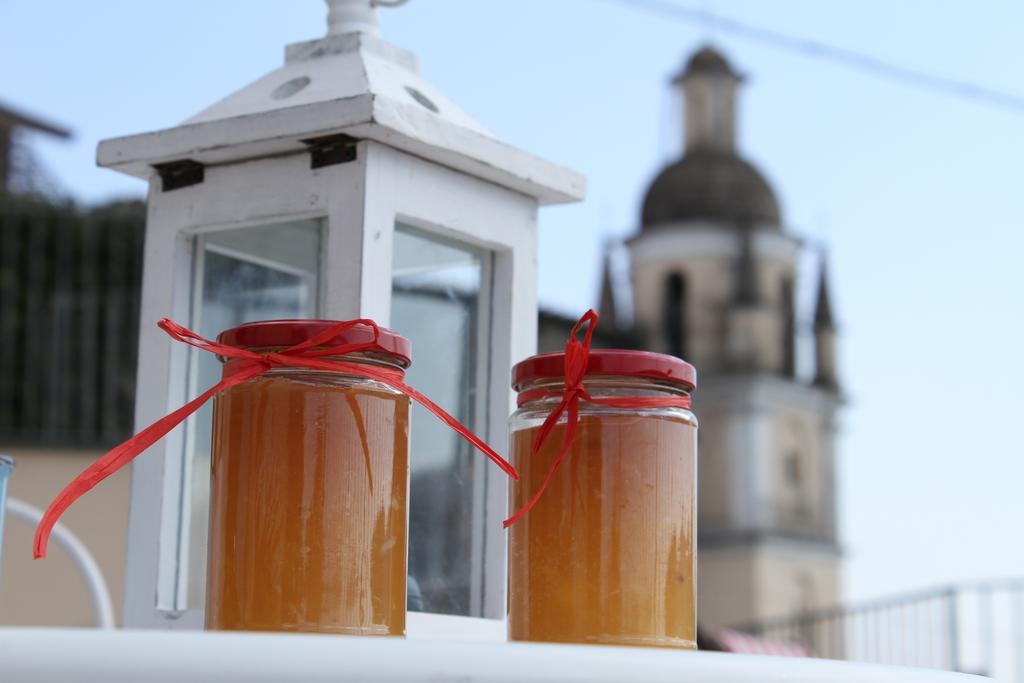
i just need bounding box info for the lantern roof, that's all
[97,1,585,205]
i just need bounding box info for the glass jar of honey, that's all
[507,350,697,649]
[206,320,411,635]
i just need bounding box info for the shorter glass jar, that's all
[206,320,411,635]
[508,350,697,649]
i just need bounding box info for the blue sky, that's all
[3,0,1023,604]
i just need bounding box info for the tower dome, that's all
[683,46,736,76]
[641,46,781,230]
[642,152,780,227]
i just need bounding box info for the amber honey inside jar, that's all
[205,320,411,635]
[508,351,697,649]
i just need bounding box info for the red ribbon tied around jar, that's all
[503,309,692,528]
[34,318,518,560]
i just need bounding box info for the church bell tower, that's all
[626,47,843,631]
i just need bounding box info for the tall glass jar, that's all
[206,320,411,635]
[508,350,697,649]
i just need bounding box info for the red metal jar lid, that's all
[512,349,696,391]
[217,319,412,367]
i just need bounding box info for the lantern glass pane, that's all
[392,224,490,617]
[185,220,322,609]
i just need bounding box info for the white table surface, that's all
[0,628,991,683]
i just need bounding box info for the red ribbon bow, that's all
[503,309,692,527]
[34,318,518,559]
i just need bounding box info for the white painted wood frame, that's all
[124,141,536,639]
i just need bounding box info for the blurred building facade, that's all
[0,103,139,626]
[541,46,843,631]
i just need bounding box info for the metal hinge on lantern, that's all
[152,159,205,192]
[303,134,358,169]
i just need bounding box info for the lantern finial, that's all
[326,0,380,37]
[325,0,409,37]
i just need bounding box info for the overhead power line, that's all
[600,0,1024,114]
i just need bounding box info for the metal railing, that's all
[4,495,115,628]
[736,579,1024,680]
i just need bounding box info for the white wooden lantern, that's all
[97,0,584,631]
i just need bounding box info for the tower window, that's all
[663,272,688,359]
[781,277,796,377]
[785,450,802,487]
[796,572,816,617]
